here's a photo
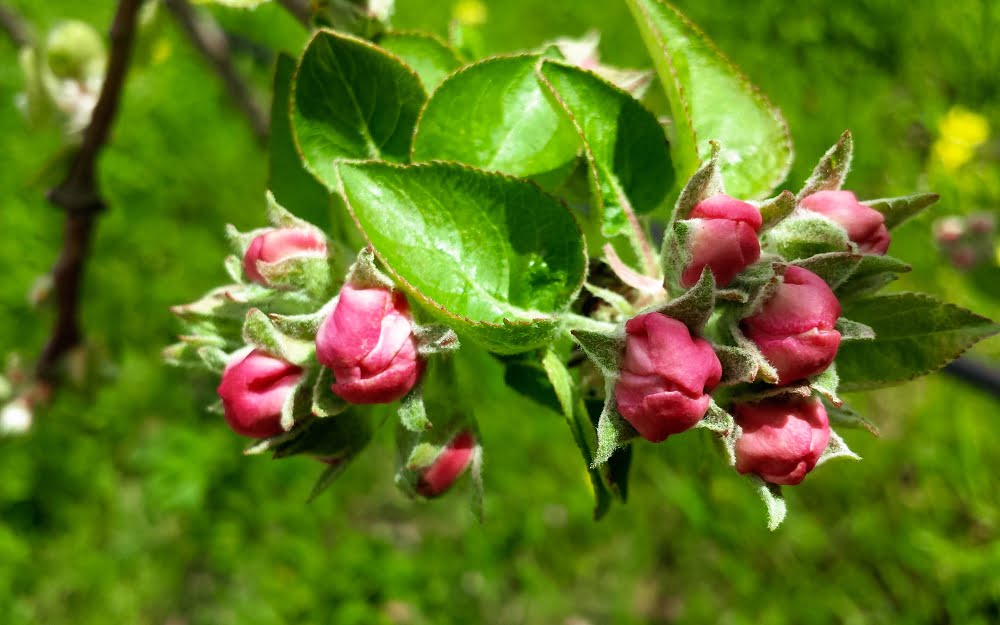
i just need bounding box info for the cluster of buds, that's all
[16,20,107,138]
[933,213,997,271]
[577,132,929,525]
[166,196,477,501]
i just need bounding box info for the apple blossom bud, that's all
[741,266,842,384]
[680,194,763,287]
[733,397,830,485]
[800,190,890,255]
[217,349,304,438]
[933,216,965,245]
[416,431,476,497]
[316,284,423,404]
[242,228,327,286]
[615,313,722,442]
[0,398,33,435]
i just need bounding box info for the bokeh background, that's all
[1,0,999,623]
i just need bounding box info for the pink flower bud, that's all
[933,216,965,245]
[416,431,476,498]
[733,397,830,485]
[217,349,303,438]
[614,313,722,442]
[681,194,763,287]
[316,284,423,404]
[741,266,842,384]
[800,190,890,255]
[243,228,327,286]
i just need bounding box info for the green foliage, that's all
[376,31,461,92]
[268,53,330,229]
[411,54,580,179]
[623,0,793,198]
[336,160,587,353]
[537,59,673,237]
[2,0,1000,623]
[292,29,425,182]
[837,293,1000,390]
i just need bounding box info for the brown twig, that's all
[35,0,142,385]
[0,3,32,48]
[277,0,312,28]
[164,0,269,144]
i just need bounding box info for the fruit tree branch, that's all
[165,0,270,144]
[0,3,31,48]
[35,0,142,384]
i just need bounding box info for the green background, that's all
[1,0,998,623]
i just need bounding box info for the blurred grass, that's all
[1,0,998,623]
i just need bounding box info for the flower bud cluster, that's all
[932,213,996,271]
[613,179,894,487]
[218,229,425,442]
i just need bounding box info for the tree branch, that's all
[36,0,143,384]
[165,0,269,144]
[277,0,312,28]
[944,356,1000,397]
[0,3,31,48]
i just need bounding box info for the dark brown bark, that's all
[165,0,269,143]
[277,0,312,28]
[0,3,31,48]
[36,0,142,384]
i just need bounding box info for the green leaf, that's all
[312,366,348,418]
[650,266,715,332]
[810,363,841,406]
[291,30,425,184]
[570,328,624,376]
[698,401,738,465]
[792,252,863,289]
[269,53,331,229]
[714,345,758,385]
[272,411,373,460]
[836,293,1000,391]
[816,428,861,467]
[835,254,912,300]
[602,439,633,504]
[242,309,315,365]
[624,0,792,198]
[824,400,880,437]
[411,55,580,179]
[398,382,431,432]
[502,358,561,414]
[377,31,461,92]
[797,130,853,200]
[592,381,637,467]
[863,192,940,229]
[541,349,574,418]
[671,141,723,221]
[542,351,615,519]
[336,161,587,353]
[757,190,796,230]
[749,476,787,531]
[835,318,876,342]
[767,214,851,260]
[280,372,315,432]
[536,60,672,238]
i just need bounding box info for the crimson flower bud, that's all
[315,284,423,404]
[800,190,890,255]
[415,431,476,498]
[681,194,763,288]
[217,349,303,438]
[733,397,830,485]
[741,266,841,384]
[615,313,722,442]
[243,228,327,286]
